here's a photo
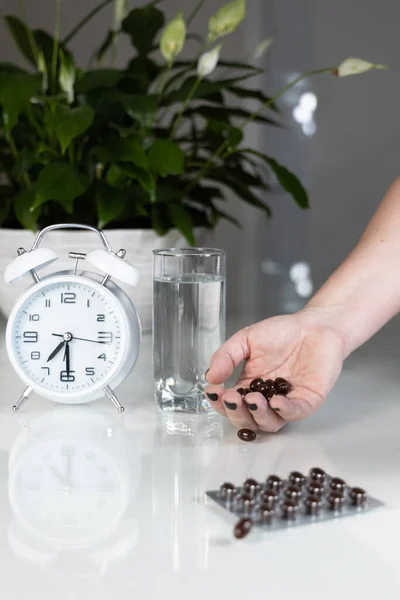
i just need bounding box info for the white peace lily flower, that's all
[160,12,186,65]
[197,44,223,78]
[251,36,274,61]
[335,57,388,77]
[208,0,246,42]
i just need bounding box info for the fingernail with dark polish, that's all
[271,407,281,412]
[206,393,219,402]
[224,400,237,411]
[245,403,258,412]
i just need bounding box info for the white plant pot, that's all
[0,228,208,332]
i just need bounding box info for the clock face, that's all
[7,276,129,399]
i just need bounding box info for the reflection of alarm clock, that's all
[8,408,140,576]
[4,224,142,411]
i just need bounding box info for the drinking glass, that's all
[153,248,226,412]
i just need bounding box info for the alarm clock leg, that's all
[103,386,125,413]
[12,386,33,412]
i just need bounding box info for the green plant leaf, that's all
[241,149,309,208]
[34,163,89,213]
[128,56,161,92]
[55,106,94,154]
[94,137,149,170]
[207,120,243,148]
[122,6,165,54]
[265,157,309,209]
[119,163,156,199]
[148,139,184,177]
[205,168,271,216]
[12,148,39,178]
[13,188,40,230]
[122,94,159,129]
[96,182,128,228]
[167,203,195,245]
[163,73,255,104]
[0,186,11,225]
[96,181,148,228]
[185,104,281,127]
[0,72,42,130]
[0,62,26,73]
[75,69,124,92]
[228,86,279,112]
[96,30,115,64]
[213,207,241,227]
[151,203,171,236]
[3,15,37,66]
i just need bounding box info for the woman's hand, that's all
[205,308,347,433]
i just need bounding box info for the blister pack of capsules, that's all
[206,468,384,539]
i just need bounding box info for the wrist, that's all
[299,303,353,359]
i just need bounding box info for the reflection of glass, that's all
[150,413,223,574]
[8,408,140,579]
[153,248,226,413]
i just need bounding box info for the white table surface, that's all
[0,315,400,600]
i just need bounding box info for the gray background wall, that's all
[0,0,398,321]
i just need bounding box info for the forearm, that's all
[305,178,400,357]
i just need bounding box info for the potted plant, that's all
[0,0,385,330]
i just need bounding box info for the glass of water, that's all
[153,248,226,413]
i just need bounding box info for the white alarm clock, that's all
[4,223,142,412]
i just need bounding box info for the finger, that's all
[206,329,249,385]
[268,391,319,422]
[221,389,257,430]
[204,385,226,416]
[244,392,286,433]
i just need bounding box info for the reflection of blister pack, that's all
[206,468,384,538]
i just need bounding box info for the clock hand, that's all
[47,340,65,363]
[52,333,110,345]
[63,341,71,375]
[49,465,74,489]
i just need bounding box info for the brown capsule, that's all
[266,474,283,491]
[244,388,251,396]
[284,485,303,501]
[305,495,323,516]
[243,478,261,497]
[275,378,291,395]
[219,482,236,500]
[259,489,279,508]
[250,378,264,392]
[264,379,276,390]
[237,429,257,442]
[234,518,253,539]
[257,384,271,398]
[327,491,345,511]
[258,504,275,525]
[266,388,278,401]
[289,471,306,487]
[349,487,367,507]
[307,482,324,497]
[276,382,290,395]
[281,500,299,520]
[236,493,255,515]
[330,477,346,494]
[309,467,326,484]
[236,387,246,398]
